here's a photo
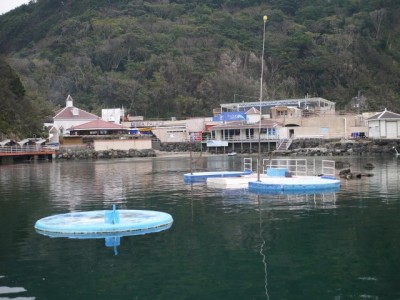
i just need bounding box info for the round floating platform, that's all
[34,210,173,236]
[248,176,340,193]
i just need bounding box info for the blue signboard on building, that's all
[212,112,246,122]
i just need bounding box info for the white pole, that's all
[258,15,268,182]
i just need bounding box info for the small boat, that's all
[228,151,237,156]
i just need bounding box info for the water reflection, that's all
[36,223,173,256]
[0,275,35,299]
[1,156,400,299]
[257,195,270,300]
[49,160,156,210]
[215,187,339,211]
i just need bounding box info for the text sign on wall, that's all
[206,140,228,147]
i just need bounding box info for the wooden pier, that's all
[0,146,56,164]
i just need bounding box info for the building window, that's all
[268,128,276,135]
[278,111,287,116]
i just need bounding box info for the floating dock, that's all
[35,207,173,235]
[203,158,341,193]
[248,176,340,193]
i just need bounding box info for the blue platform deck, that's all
[248,176,340,193]
[35,210,173,235]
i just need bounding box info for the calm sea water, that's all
[0,155,399,300]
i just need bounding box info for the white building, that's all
[51,95,99,144]
[102,108,125,124]
[368,109,400,139]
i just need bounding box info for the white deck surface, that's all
[207,175,340,190]
[207,174,264,189]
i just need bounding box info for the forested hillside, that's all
[1,0,400,137]
[0,57,51,139]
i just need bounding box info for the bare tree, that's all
[370,9,386,40]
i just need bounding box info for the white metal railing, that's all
[275,139,285,150]
[321,160,336,177]
[294,135,324,139]
[243,158,253,172]
[206,136,278,142]
[0,146,54,153]
[260,158,336,177]
[263,158,308,175]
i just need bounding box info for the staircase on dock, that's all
[275,137,293,151]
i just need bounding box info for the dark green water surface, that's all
[0,155,399,299]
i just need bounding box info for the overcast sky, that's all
[0,0,31,15]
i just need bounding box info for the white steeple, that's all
[66,95,74,108]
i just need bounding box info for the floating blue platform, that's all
[35,222,173,239]
[34,209,173,235]
[184,170,252,183]
[248,176,340,193]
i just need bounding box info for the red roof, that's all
[70,119,129,131]
[54,107,99,120]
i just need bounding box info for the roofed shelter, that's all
[69,119,130,136]
[0,139,16,147]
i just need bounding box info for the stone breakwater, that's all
[288,139,400,156]
[56,148,156,160]
[55,139,400,159]
[158,139,400,156]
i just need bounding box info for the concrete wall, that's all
[279,114,368,139]
[186,118,208,132]
[151,118,210,142]
[152,127,187,142]
[61,136,83,145]
[94,139,152,151]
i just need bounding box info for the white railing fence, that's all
[258,158,336,177]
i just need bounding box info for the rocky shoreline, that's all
[56,148,157,160]
[157,139,400,156]
[54,139,400,160]
[283,139,399,156]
